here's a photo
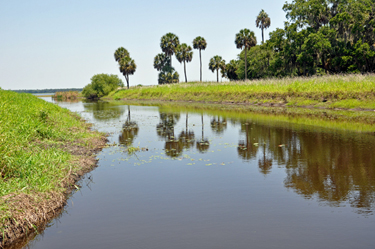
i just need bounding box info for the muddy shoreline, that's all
[0,135,108,248]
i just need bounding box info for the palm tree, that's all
[208,55,225,82]
[114,47,129,62]
[176,43,193,82]
[119,56,136,89]
[153,53,170,71]
[160,33,180,67]
[256,9,271,44]
[235,29,257,81]
[193,36,207,82]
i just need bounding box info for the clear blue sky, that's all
[0,0,288,90]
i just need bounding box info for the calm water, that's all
[23,99,375,249]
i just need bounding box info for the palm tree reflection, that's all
[196,114,210,153]
[156,112,182,158]
[119,106,138,146]
[237,121,258,160]
[210,116,227,135]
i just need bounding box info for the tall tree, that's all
[208,55,225,82]
[193,36,207,82]
[176,43,193,82]
[114,47,129,62]
[160,33,180,67]
[235,29,257,80]
[256,9,271,44]
[119,56,136,89]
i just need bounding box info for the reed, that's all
[52,91,80,100]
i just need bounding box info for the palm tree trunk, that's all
[216,69,219,82]
[170,55,172,68]
[262,27,264,44]
[244,48,248,81]
[126,74,129,89]
[199,49,202,82]
[184,61,187,82]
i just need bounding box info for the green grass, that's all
[0,90,103,228]
[107,74,375,109]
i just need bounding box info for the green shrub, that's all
[82,74,124,99]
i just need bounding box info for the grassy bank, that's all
[0,90,106,247]
[107,74,375,110]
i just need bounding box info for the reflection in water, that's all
[178,113,195,150]
[236,118,375,214]
[156,112,182,158]
[196,114,210,153]
[119,106,139,146]
[210,116,227,135]
[237,122,258,160]
[281,130,375,214]
[83,101,125,121]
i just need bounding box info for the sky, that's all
[0,0,288,90]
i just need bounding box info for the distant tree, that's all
[82,74,123,99]
[119,56,137,89]
[235,29,257,80]
[256,9,271,44]
[160,33,180,67]
[193,36,207,82]
[114,47,129,62]
[209,55,225,82]
[222,60,239,80]
[176,43,193,82]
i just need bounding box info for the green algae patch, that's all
[0,90,107,247]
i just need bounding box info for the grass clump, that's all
[107,74,375,110]
[52,91,80,100]
[0,90,105,246]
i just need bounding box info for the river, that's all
[22,98,375,249]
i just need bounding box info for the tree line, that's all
[113,0,375,86]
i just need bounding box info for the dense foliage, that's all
[82,74,124,99]
[235,0,375,80]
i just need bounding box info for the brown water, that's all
[23,99,375,249]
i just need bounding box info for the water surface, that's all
[24,99,375,249]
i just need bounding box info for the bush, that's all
[82,74,124,99]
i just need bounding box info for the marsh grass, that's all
[0,90,104,246]
[108,74,375,109]
[52,91,80,100]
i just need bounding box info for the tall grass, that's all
[108,74,375,109]
[52,91,80,100]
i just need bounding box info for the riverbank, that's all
[107,74,375,110]
[0,90,107,248]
